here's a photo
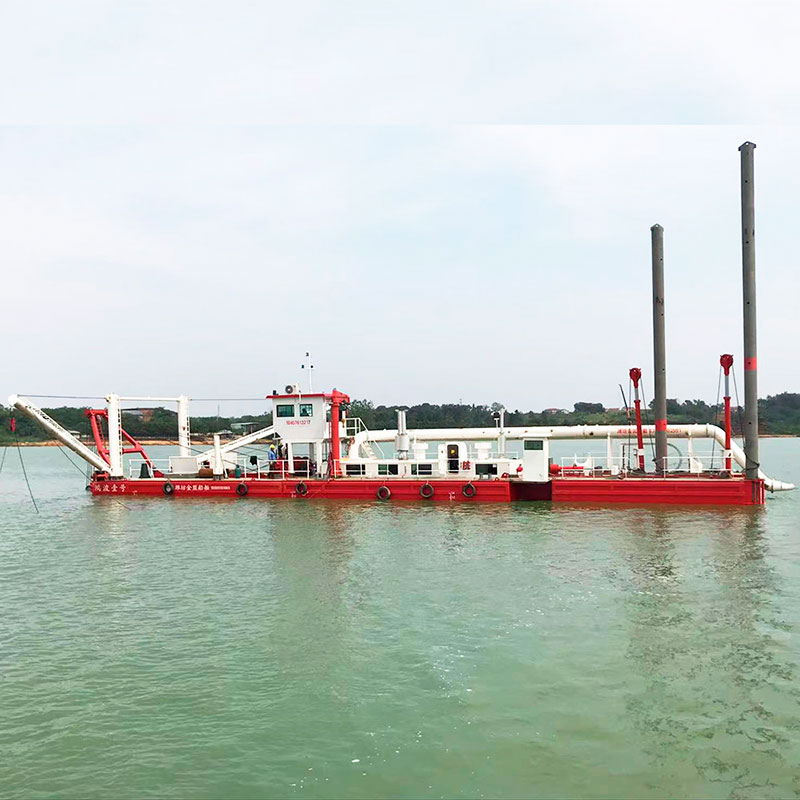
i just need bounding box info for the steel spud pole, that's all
[739,142,759,480]
[651,224,668,474]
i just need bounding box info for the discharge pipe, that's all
[651,224,668,474]
[739,142,759,480]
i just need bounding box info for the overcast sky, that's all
[2,1,799,415]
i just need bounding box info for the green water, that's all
[2,441,800,799]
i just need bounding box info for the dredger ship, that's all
[8,143,794,506]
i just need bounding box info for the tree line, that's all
[2,393,798,444]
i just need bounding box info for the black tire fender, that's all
[377,485,391,501]
[163,481,175,497]
[462,482,476,498]
[420,482,434,499]
[236,483,249,497]
[296,481,308,496]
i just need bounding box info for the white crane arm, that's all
[7,394,109,473]
[195,425,276,462]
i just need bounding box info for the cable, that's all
[191,398,267,402]
[21,394,267,402]
[710,366,722,469]
[57,445,91,486]
[619,381,632,472]
[0,446,6,477]
[627,378,633,472]
[640,380,657,464]
[732,367,745,446]
[21,394,104,400]
[15,439,39,513]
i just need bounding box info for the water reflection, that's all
[620,508,800,794]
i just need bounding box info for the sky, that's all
[1,1,799,416]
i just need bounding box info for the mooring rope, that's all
[15,439,39,513]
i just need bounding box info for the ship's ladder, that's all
[345,416,379,459]
[361,440,378,459]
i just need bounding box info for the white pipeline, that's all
[348,423,794,492]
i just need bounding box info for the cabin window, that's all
[346,464,366,476]
[411,463,432,476]
[524,440,544,451]
[276,404,295,418]
[378,464,399,476]
[299,403,313,417]
[475,463,498,476]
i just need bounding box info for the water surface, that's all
[1,441,799,798]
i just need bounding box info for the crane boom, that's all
[8,395,109,473]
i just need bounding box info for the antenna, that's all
[300,352,314,392]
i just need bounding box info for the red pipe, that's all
[629,368,645,472]
[327,390,350,478]
[86,409,110,464]
[720,354,734,471]
[84,409,153,468]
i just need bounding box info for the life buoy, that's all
[236,483,248,497]
[420,483,434,499]
[462,482,476,498]
[162,481,175,496]
[296,481,308,496]
[377,485,391,501]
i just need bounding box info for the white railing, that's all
[557,453,737,478]
[656,454,735,475]
[557,456,626,477]
[128,458,171,478]
[344,417,367,436]
[232,457,315,479]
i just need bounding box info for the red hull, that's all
[90,477,513,502]
[90,475,766,505]
[550,475,764,506]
